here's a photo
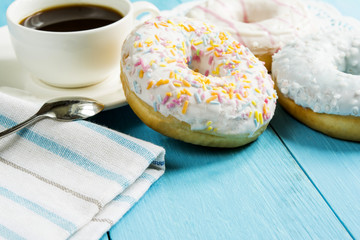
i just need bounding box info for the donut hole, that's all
[188,53,206,76]
[240,2,280,23]
[339,45,360,75]
[345,47,360,75]
[188,48,219,77]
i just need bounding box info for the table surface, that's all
[1,0,360,239]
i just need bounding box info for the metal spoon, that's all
[0,97,104,139]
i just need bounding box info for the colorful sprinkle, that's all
[182,79,191,87]
[182,100,189,114]
[182,88,192,96]
[139,69,144,79]
[156,79,170,86]
[194,93,201,103]
[206,95,218,103]
[173,82,181,87]
[147,81,154,89]
[166,58,177,64]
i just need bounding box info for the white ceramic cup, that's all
[6,0,159,88]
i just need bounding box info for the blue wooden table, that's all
[1,0,360,239]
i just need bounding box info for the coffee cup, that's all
[6,0,159,88]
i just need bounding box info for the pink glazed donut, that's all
[186,0,317,71]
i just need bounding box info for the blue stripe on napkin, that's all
[79,121,164,166]
[113,194,136,205]
[0,115,130,187]
[139,172,157,183]
[0,224,26,240]
[0,186,76,233]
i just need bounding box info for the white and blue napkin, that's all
[0,92,165,240]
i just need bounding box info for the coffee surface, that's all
[20,4,123,32]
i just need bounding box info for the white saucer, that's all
[0,26,126,110]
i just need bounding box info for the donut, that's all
[185,0,317,71]
[272,29,360,141]
[120,16,277,147]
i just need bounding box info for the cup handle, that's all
[132,1,160,21]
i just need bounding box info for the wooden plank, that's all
[90,106,351,239]
[270,0,360,238]
[271,106,360,239]
[99,233,109,240]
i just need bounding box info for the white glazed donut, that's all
[186,0,316,71]
[121,16,277,147]
[272,29,360,141]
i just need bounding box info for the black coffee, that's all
[19,4,123,32]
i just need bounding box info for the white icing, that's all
[272,30,360,117]
[121,16,277,136]
[185,0,317,56]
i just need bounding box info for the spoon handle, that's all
[0,114,47,139]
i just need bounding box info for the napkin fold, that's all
[0,92,165,240]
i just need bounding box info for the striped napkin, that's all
[0,92,165,240]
